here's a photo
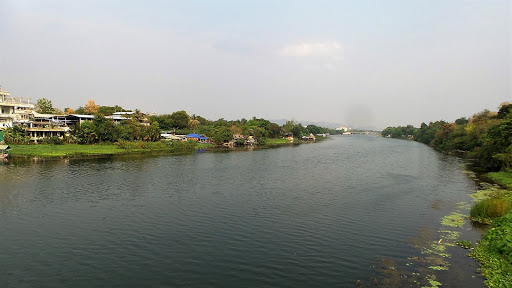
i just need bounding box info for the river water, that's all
[0,136,486,287]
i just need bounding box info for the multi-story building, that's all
[0,87,35,129]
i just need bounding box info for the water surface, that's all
[0,136,484,287]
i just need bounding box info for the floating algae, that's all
[438,230,460,240]
[422,275,442,288]
[469,185,509,202]
[429,266,449,271]
[441,212,466,227]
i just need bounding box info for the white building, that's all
[336,126,351,132]
[0,87,35,129]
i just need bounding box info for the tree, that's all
[53,108,64,115]
[149,114,174,131]
[36,98,54,114]
[3,126,29,144]
[141,122,161,141]
[84,100,100,114]
[189,119,200,132]
[170,110,190,129]
[497,103,512,119]
[455,117,469,125]
[92,114,118,142]
[479,120,512,170]
[71,121,96,144]
[64,108,75,115]
[211,126,233,144]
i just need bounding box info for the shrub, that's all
[41,136,64,145]
[471,198,512,220]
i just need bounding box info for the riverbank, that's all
[467,171,512,287]
[7,141,213,158]
[6,137,304,159]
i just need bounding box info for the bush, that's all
[41,136,64,145]
[471,198,512,220]
[168,140,198,150]
[470,213,512,287]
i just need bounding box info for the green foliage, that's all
[471,198,512,220]
[3,126,30,144]
[167,140,199,150]
[415,121,445,145]
[455,117,469,125]
[211,126,233,144]
[97,105,128,115]
[71,115,160,144]
[486,171,512,190]
[479,120,512,170]
[455,240,473,249]
[35,98,55,114]
[470,213,512,287]
[382,104,512,174]
[8,144,126,157]
[497,103,512,120]
[441,212,466,227]
[41,136,64,145]
[170,110,190,129]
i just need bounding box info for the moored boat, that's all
[0,145,10,159]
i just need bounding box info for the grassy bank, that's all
[486,170,512,190]
[7,138,301,158]
[468,172,512,287]
[8,141,213,158]
[264,138,293,145]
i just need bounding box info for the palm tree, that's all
[189,118,200,132]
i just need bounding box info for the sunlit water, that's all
[0,136,485,287]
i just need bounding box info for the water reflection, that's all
[0,136,484,288]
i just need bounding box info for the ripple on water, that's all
[0,136,482,287]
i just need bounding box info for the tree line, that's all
[4,99,342,145]
[381,102,512,171]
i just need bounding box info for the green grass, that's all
[264,138,293,145]
[469,213,512,287]
[471,198,512,221]
[9,144,127,157]
[9,141,209,158]
[486,170,512,190]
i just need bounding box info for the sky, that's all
[0,0,510,129]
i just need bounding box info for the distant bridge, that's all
[347,131,382,136]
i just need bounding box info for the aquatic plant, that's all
[470,213,512,287]
[422,275,442,288]
[455,240,473,249]
[429,266,449,271]
[470,198,512,221]
[441,212,466,228]
[471,186,511,202]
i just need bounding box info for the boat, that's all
[0,145,10,159]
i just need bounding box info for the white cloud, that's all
[279,41,343,57]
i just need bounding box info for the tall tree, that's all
[189,119,200,132]
[36,98,54,114]
[84,100,100,114]
[170,110,190,129]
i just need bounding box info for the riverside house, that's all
[0,87,35,129]
[186,133,209,143]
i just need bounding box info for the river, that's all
[0,136,486,287]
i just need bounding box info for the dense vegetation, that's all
[4,99,342,146]
[382,102,512,287]
[382,102,512,172]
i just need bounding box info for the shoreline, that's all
[5,137,325,160]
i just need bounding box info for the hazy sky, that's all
[0,0,510,129]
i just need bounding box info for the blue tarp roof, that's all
[186,133,208,140]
